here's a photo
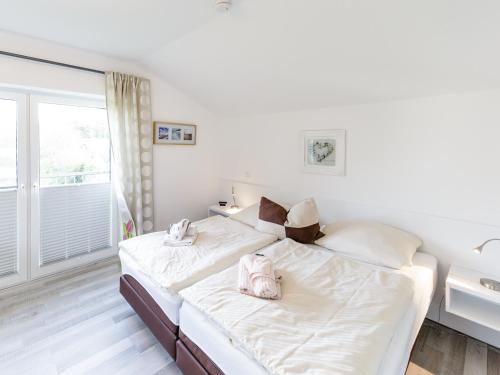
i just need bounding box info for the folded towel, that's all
[168,219,191,241]
[246,255,277,299]
[240,271,282,300]
[164,232,198,247]
[238,254,281,300]
[164,225,198,246]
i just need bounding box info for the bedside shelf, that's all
[446,265,500,331]
[208,205,242,218]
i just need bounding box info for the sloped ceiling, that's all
[0,0,215,59]
[1,0,500,115]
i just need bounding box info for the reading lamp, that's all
[472,238,500,291]
[230,185,239,209]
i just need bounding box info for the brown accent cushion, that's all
[258,196,288,224]
[255,197,324,244]
[255,197,289,239]
[285,222,324,244]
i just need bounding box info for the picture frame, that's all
[153,121,196,145]
[301,129,346,176]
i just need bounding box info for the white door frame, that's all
[29,94,117,279]
[0,91,29,289]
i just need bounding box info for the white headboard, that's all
[219,178,500,346]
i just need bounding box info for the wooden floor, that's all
[0,261,498,375]
[407,320,500,375]
[0,261,180,375]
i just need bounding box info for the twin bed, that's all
[119,215,277,357]
[119,212,437,375]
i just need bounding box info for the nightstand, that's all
[446,265,500,331]
[208,205,242,218]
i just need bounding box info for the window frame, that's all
[29,94,118,279]
[0,90,29,289]
[34,95,112,188]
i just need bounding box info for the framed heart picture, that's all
[301,129,346,176]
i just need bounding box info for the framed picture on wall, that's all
[153,121,196,145]
[301,129,346,175]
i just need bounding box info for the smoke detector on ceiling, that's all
[216,0,232,12]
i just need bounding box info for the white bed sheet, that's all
[179,249,437,375]
[119,216,277,325]
[120,215,277,293]
[120,250,183,325]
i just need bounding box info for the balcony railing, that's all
[39,180,113,266]
[40,172,110,187]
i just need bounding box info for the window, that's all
[0,92,27,287]
[38,103,110,186]
[0,90,116,288]
[0,98,20,278]
[32,96,115,272]
[0,98,17,188]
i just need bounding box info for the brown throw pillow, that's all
[255,196,323,244]
[255,197,288,239]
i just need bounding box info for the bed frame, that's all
[175,327,417,375]
[121,274,414,374]
[175,328,414,375]
[120,273,223,372]
[119,274,178,358]
[176,330,224,375]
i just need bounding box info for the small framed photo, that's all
[302,129,346,175]
[153,121,196,145]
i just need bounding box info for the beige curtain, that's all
[105,72,154,239]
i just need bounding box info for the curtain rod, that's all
[0,50,106,75]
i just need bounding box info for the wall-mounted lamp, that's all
[473,238,500,254]
[231,185,239,209]
[472,238,500,291]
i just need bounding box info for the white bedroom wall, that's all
[0,31,220,229]
[217,90,500,346]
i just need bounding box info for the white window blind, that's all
[0,190,17,276]
[39,183,112,266]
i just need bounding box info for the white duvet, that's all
[180,239,415,375]
[119,215,277,292]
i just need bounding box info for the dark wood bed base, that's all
[119,274,178,358]
[119,273,222,372]
[177,330,224,375]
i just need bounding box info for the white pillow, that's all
[229,203,259,227]
[284,198,324,244]
[315,220,422,269]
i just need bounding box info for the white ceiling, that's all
[0,0,215,59]
[1,0,500,115]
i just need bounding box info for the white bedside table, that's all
[208,205,242,218]
[446,265,500,331]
